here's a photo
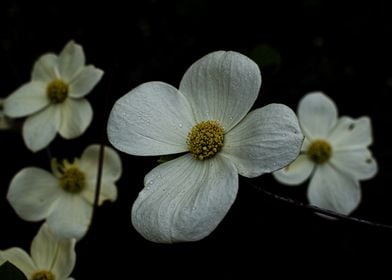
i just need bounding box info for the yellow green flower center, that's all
[31,270,55,280]
[187,120,224,160]
[47,79,68,104]
[52,159,86,193]
[307,139,332,164]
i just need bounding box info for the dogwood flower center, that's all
[47,79,68,104]
[52,159,86,193]
[31,270,55,280]
[307,139,332,164]
[187,120,224,160]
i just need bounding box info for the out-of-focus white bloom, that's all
[3,40,103,152]
[107,51,303,243]
[0,98,12,130]
[274,92,377,215]
[0,223,76,280]
[7,144,122,240]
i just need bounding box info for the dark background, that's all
[1,0,392,277]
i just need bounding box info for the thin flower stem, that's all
[91,61,118,222]
[245,179,392,231]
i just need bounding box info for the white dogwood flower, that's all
[7,144,122,240]
[274,92,378,215]
[3,40,103,152]
[107,51,303,243]
[0,223,76,280]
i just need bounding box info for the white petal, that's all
[273,154,315,185]
[46,194,93,240]
[82,181,118,206]
[307,164,361,215]
[79,145,121,205]
[7,167,61,221]
[80,144,122,181]
[107,82,195,156]
[328,116,373,150]
[58,41,85,81]
[298,92,338,139]
[22,105,61,152]
[1,248,36,278]
[132,153,238,243]
[222,104,303,178]
[179,51,261,131]
[58,98,93,139]
[331,148,378,180]
[3,82,49,118]
[69,65,104,98]
[32,53,59,82]
[31,223,76,279]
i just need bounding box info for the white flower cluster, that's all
[0,41,379,278]
[1,41,122,280]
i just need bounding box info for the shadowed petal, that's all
[32,53,59,82]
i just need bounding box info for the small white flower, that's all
[3,40,104,152]
[0,223,76,280]
[107,51,303,243]
[7,144,122,240]
[274,92,378,215]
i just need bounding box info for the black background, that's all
[1,0,392,278]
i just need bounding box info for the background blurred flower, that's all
[0,223,76,280]
[274,92,378,215]
[3,41,103,152]
[108,51,303,243]
[7,144,122,240]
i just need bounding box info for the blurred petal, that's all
[298,92,338,139]
[108,82,195,156]
[79,144,122,181]
[273,155,314,185]
[31,223,76,279]
[1,248,35,278]
[4,82,49,118]
[179,51,261,131]
[46,194,92,240]
[329,116,373,150]
[32,53,59,82]
[22,105,61,152]
[7,167,61,221]
[132,153,238,243]
[82,181,118,205]
[58,41,85,81]
[308,164,361,215]
[69,65,103,98]
[58,98,92,139]
[222,104,303,178]
[331,148,378,180]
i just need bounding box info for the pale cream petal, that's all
[69,65,103,98]
[273,154,315,185]
[1,248,36,278]
[58,98,93,139]
[58,41,85,81]
[22,105,61,152]
[32,53,59,82]
[3,81,49,118]
[7,167,61,221]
